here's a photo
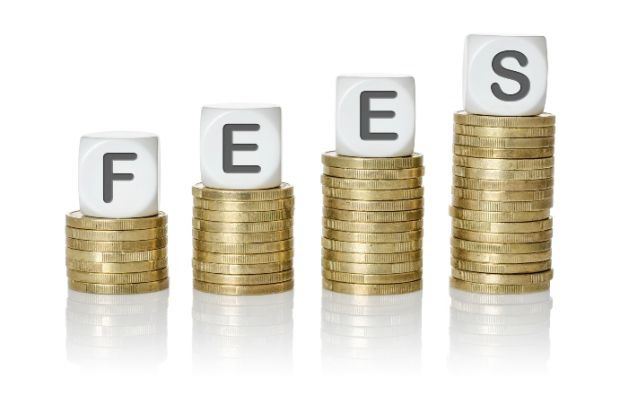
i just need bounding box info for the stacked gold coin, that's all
[450,111,555,293]
[192,183,294,295]
[321,151,424,295]
[65,211,169,294]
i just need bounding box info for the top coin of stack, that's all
[321,151,425,295]
[192,183,294,295]
[450,111,555,294]
[65,211,169,294]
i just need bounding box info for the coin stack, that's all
[321,151,424,295]
[192,183,294,295]
[450,111,555,293]
[65,211,169,294]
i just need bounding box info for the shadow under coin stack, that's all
[450,111,555,293]
[65,212,169,294]
[321,152,424,295]
[192,183,294,295]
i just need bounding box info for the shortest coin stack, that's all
[450,111,555,294]
[192,183,294,295]
[321,151,424,295]
[65,211,169,294]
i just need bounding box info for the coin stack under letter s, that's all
[193,105,294,295]
[66,131,169,294]
[322,75,423,295]
[451,35,554,293]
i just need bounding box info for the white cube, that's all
[79,131,159,218]
[336,75,415,157]
[201,104,281,189]
[463,34,548,116]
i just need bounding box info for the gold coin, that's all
[323,228,423,243]
[322,187,424,200]
[193,197,293,211]
[323,197,423,211]
[453,134,554,149]
[322,258,422,274]
[453,111,555,127]
[323,249,422,263]
[193,249,293,264]
[192,182,293,201]
[66,237,167,252]
[453,166,553,180]
[193,208,292,222]
[323,207,424,222]
[451,268,553,285]
[66,211,167,231]
[192,259,293,274]
[66,226,166,241]
[449,206,550,222]
[67,269,168,284]
[322,278,422,295]
[452,197,553,212]
[66,247,167,263]
[69,278,169,294]
[450,277,549,294]
[322,269,422,284]
[194,279,293,295]
[451,247,551,263]
[321,175,422,190]
[193,239,292,254]
[452,187,553,201]
[453,145,554,159]
[453,156,554,170]
[451,257,551,274]
[451,238,550,253]
[454,124,555,138]
[323,166,424,179]
[452,227,552,243]
[193,269,293,285]
[453,176,554,191]
[193,228,292,243]
[322,238,422,253]
[322,151,423,169]
[66,258,167,273]
[323,218,423,233]
[192,218,292,233]
[452,217,552,233]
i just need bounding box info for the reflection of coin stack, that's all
[192,183,294,295]
[449,288,551,371]
[450,112,555,293]
[193,290,293,371]
[321,290,422,371]
[66,289,168,366]
[65,212,169,294]
[321,151,424,295]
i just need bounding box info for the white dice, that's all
[336,75,415,157]
[463,35,548,116]
[201,104,282,189]
[79,131,159,218]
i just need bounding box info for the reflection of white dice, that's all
[464,35,547,116]
[79,132,159,218]
[201,104,281,190]
[336,75,415,157]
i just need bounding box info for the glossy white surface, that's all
[1,1,619,412]
[336,75,416,157]
[463,35,547,116]
[200,105,282,189]
[79,132,159,218]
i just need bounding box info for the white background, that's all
[0,0,618,411]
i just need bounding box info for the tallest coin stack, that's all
[450,111,555,293]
